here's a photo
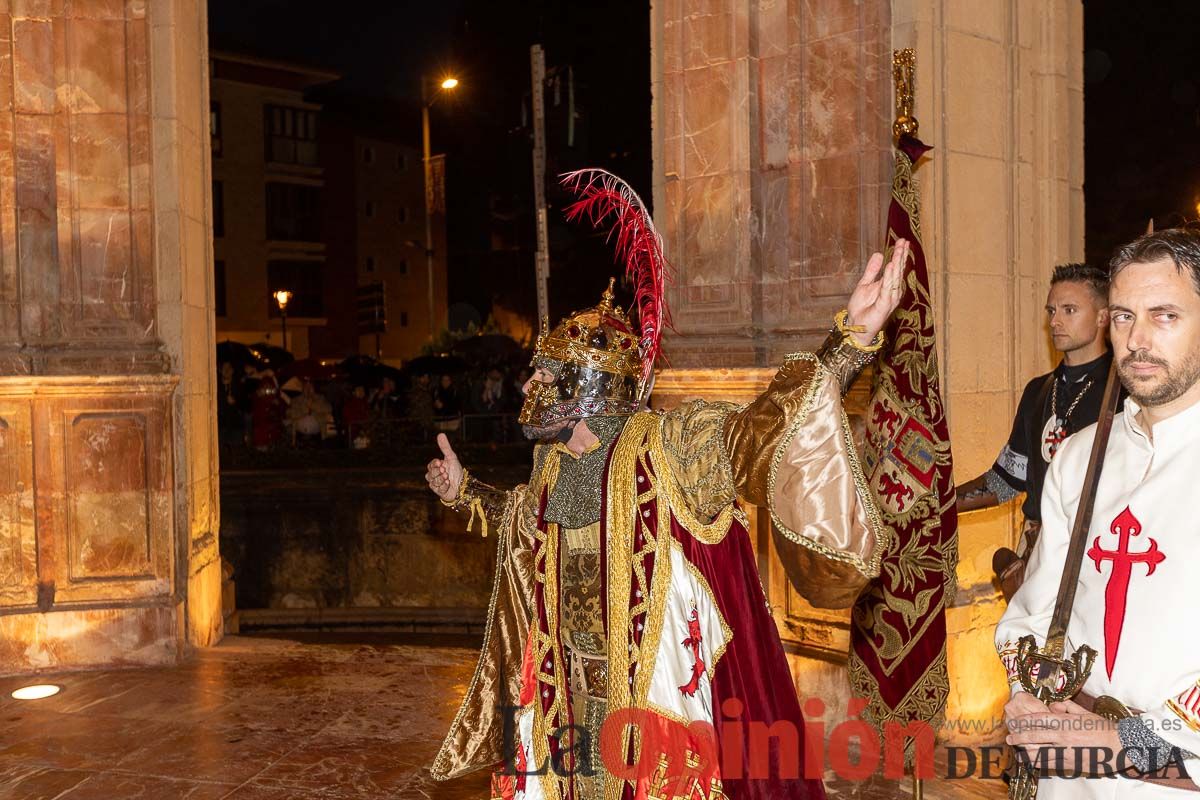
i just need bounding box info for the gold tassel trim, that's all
[439,468,489,537]
[834,309,885,352]
[467,496,489,538]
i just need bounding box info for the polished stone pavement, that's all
[0,634,1003,799]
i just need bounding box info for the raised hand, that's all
[425,433,464,501]
[845,238,910,346]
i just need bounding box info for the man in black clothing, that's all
[955,263,1121,598]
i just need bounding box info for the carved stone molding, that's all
[0,375,177,610]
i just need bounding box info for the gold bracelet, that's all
[439,469,471,508]
[438,469,490,537]
[834,310,885,353]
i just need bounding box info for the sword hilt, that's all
[1015,636,1096,702]
[1007,638,1099,800]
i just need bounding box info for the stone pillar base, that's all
[0,604,181,676]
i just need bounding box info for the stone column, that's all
[652,0,893,367]
[0,0,219,674]
[651,0,1083,743]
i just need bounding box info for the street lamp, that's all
[422,74,459,342]
[273,289,292,351]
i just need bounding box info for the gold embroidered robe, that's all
[431,348,886,799]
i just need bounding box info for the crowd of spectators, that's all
[216,360,531,453]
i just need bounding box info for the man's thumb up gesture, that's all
[425,433,464,501]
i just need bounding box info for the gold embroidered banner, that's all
[848,105,959,757]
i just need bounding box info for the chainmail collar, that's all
[543,414,630,529]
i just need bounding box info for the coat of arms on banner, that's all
[862,386,937,518]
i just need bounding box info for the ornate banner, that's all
[847,114,959,753]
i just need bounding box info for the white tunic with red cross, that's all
[997,396,1200,798]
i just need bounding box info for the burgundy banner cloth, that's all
[849,135,959,750]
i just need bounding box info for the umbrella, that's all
[216,340,267,370]
[450,334,527,363]
[338,355,404,388]
[402,354,468,377]
[249,343,295,370]
[280,376,304,394]
[280,358,346,384]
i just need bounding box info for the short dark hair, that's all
[1109,228,1200,296]
[1051,262,1109,301]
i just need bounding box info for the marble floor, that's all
[0,634,1004,799]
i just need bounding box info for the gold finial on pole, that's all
[893,49,918,139]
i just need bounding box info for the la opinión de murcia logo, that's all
[495,697,1191,786]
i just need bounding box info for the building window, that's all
[264,104,318,166]
[365,256,375,273]
[267,260,324,318]
[363,145,375,164]
[266,182,321,241]
[395,152,407,170]
[400,311,409,327]
[210,102,222,157]
[398,258,408,276]
[214,260,226,317]
[397,207,408,224]
[365,200,376,219]
[212,180,224,238]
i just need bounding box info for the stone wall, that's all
[0,0,218,674]
[651,0,1084,744]
[219,468,511,618]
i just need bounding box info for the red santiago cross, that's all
[1086,507,1165,679]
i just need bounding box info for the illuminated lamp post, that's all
[273,289,292,351]
[421,74,459,341]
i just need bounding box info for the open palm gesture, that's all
[845,239,909,346]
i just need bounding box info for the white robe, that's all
[997,396,1200,798]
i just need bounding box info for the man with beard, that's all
[424,169,905,800]
[955,264,1118,598]
[998,229,1200,794]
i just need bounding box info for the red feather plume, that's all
[560,168,672,386]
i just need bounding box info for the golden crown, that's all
[533,279,642,380]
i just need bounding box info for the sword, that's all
[1008,358,1122,800]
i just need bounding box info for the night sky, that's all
[1083,0,1200,265]
[208,0,1200,320]
[208,0,651,327]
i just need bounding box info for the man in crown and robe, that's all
[426,169,909,800]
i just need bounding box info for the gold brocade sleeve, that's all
[431,483,536,781]
[657,399,742,522]
[815,313,881,395]
[722,350,888,609]
[441,471,512,537]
